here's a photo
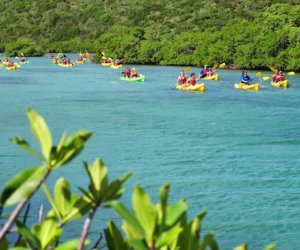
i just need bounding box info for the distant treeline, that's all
[0,0,299,70]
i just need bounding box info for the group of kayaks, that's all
[176,76,290,93]
[1,57,30,71]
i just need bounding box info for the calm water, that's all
[1,55,300,249]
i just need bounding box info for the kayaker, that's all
[272,70,279,82]
[186,73,197,86]
[8,61,14,67]
[277,70,285,82]
[177,70,187,85]
[198,65,208,79]
[122,67,131,78]
[21,57,27,62]
[240,71,253,85]
[206,67,215,77]
[130,68,138,78]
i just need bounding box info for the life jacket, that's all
[178,76,187,85]
[189,76,196,85]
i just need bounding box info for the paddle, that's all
[219,62,226,68]
[184,66,191,73]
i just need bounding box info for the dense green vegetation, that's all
[0,109,276,249]
[0,0,299,70]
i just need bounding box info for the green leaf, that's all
[62,196,91,223]
[10,137,43,161]
[9,248,31,250]
[104,221,129,250]
[110,201,143,233]
[88,159,108,198]
[16,220,41,249]
[122,221,144,240]
[1,166,47,207]
[42,184,61,220]
[202,233,218,250]
[159,183,170,229]
[0,237,9,250]
[165,199,187,227]
[54,178,72,217]
[54,239,89,250]
[27,108,52,161]
[132,186,156,244]
[39,218,62,250]
[102,172,132,202]
[54,130,92,168]
[156,223,183,248]
[128,239,148,250]
[264,243,276,250]
[234,244,248,250]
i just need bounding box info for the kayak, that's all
[234,83,260,91]
[120,74,145,82]
[52,60,58,64]
[2,61,9,66]
[111,64,122,69]
[20,61,30,65]
[176,83,205,92]
[271,80,289,88]
[58,63,75,67]
[101,62,112,66]
[6,65,17,71]
[203,74,219,81]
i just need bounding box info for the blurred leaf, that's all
[132,186,156,243]
[1,166,47,207]
[110,201,143,232]
[16,220,41,249]
[264,243,276,250]
[156,223,182,247]
[27,108,52,161]
[54,239,90,250]
[234,243,248,250]
[42,184,61,220]
[10,137,43,161]
[104,221,130,250]
[39,218,62,250]
[202,233,218,250]
[0,237,8,250]
[165,199,187,227]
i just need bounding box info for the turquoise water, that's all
[1,55,300,249]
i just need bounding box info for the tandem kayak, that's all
[234,83,260,91]
[6,65,17,71]
[176,83,205,92]
[101,62,112,66]
[58,63,75,67]
[120,74,145,82]
[111,64,122,69]
[271,80,289,88]
[203,74,219,81]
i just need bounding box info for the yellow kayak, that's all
[203,74,219,81]
[58,63,75,67]
[2,61,9,66]
[111,64,122,69]
[101,62,112,66]
[6,65,17,71]
[176,83,205,92]
[234,83,260,91]
[271,80,289,88]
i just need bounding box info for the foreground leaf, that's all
[1,166,47,207]
[27,108,52,161]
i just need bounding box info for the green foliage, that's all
[108,184,218,249]
[4,38,43,57]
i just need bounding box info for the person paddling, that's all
[186,73,197,86]
[241,71,252,85]
[177,70,187,85]
[198,65,208,79]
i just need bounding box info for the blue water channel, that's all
[1,55,300,249]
